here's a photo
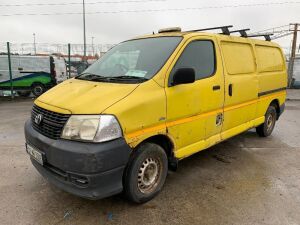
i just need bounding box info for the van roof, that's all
[132,26,280,47]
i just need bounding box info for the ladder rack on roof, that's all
[185,25,233,35]
[247,33,274,41]
[228,29,250,37]
[158,25,274,41]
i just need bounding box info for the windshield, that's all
[77,37,182,83]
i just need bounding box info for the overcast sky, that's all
[0,0,299,53]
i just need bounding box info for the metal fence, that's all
[287,55,300,88]
[0,42,114,57]
[2,41,299,100]
[0,42,115,99]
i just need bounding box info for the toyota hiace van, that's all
[25,26,287,203]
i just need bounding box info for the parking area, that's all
[1,94,300,225]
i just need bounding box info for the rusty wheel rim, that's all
[266,112,275,132]
[137,157,161,194]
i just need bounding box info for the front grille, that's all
[31,104,70,139]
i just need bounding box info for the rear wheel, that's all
[124,143,168,203]
[31,83,45,97]
[17,90,31,97]
[256,105,277,137]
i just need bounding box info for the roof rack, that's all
[247,33,274,41]
[185,25,233,35]
[157,25,274,41]
[229,28,250,37]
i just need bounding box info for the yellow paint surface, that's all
[35,31,287,160]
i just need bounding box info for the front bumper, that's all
[24,120,132,200]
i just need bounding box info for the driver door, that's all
[165,36,224,159]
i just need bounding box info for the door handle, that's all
[228,84,233,96]
[212,85,220,91]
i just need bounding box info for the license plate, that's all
[26,144,44,165]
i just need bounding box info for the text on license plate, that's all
[26,144,44,165]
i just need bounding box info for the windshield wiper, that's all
[110,75,148,81]
[76,73,107,81]
[76,74,148,83]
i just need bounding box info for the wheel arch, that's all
[130,134,178,171]
[270,98,280,119]
[31,81,44,87]
[140,135,175,158]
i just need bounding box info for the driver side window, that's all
[169,40,216,85]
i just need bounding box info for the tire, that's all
[31,83,45,97]
[124,143,168,203]
[256,105,277,137]
[17,90,31,97]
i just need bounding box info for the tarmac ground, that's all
[0,91,300,225]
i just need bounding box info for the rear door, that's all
[166,36,225,158]
[219,39,258,140]
[0,56,20,87]
[53,57,67,83]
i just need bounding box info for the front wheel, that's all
[31,83,45,97]
[124,143,168,203]
[256,105,277,137]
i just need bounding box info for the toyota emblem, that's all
[34,114,43,125]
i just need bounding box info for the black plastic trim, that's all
[24,119,132,200]
[258,87,286,97]
[213,85,221,91]
[31,159,126,200]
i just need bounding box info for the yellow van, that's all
[24,26,287,203]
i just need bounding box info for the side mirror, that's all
[171,68,195,86]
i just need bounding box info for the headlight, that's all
[61,115,122,142]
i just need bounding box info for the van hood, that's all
[36,78,139,114]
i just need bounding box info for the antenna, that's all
[185,25,233,35]
[247,33,274,41]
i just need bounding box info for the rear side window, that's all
[255,45,284,73]
[221,41,255,75]
[170,40,215,83]
[19,57,50,73]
